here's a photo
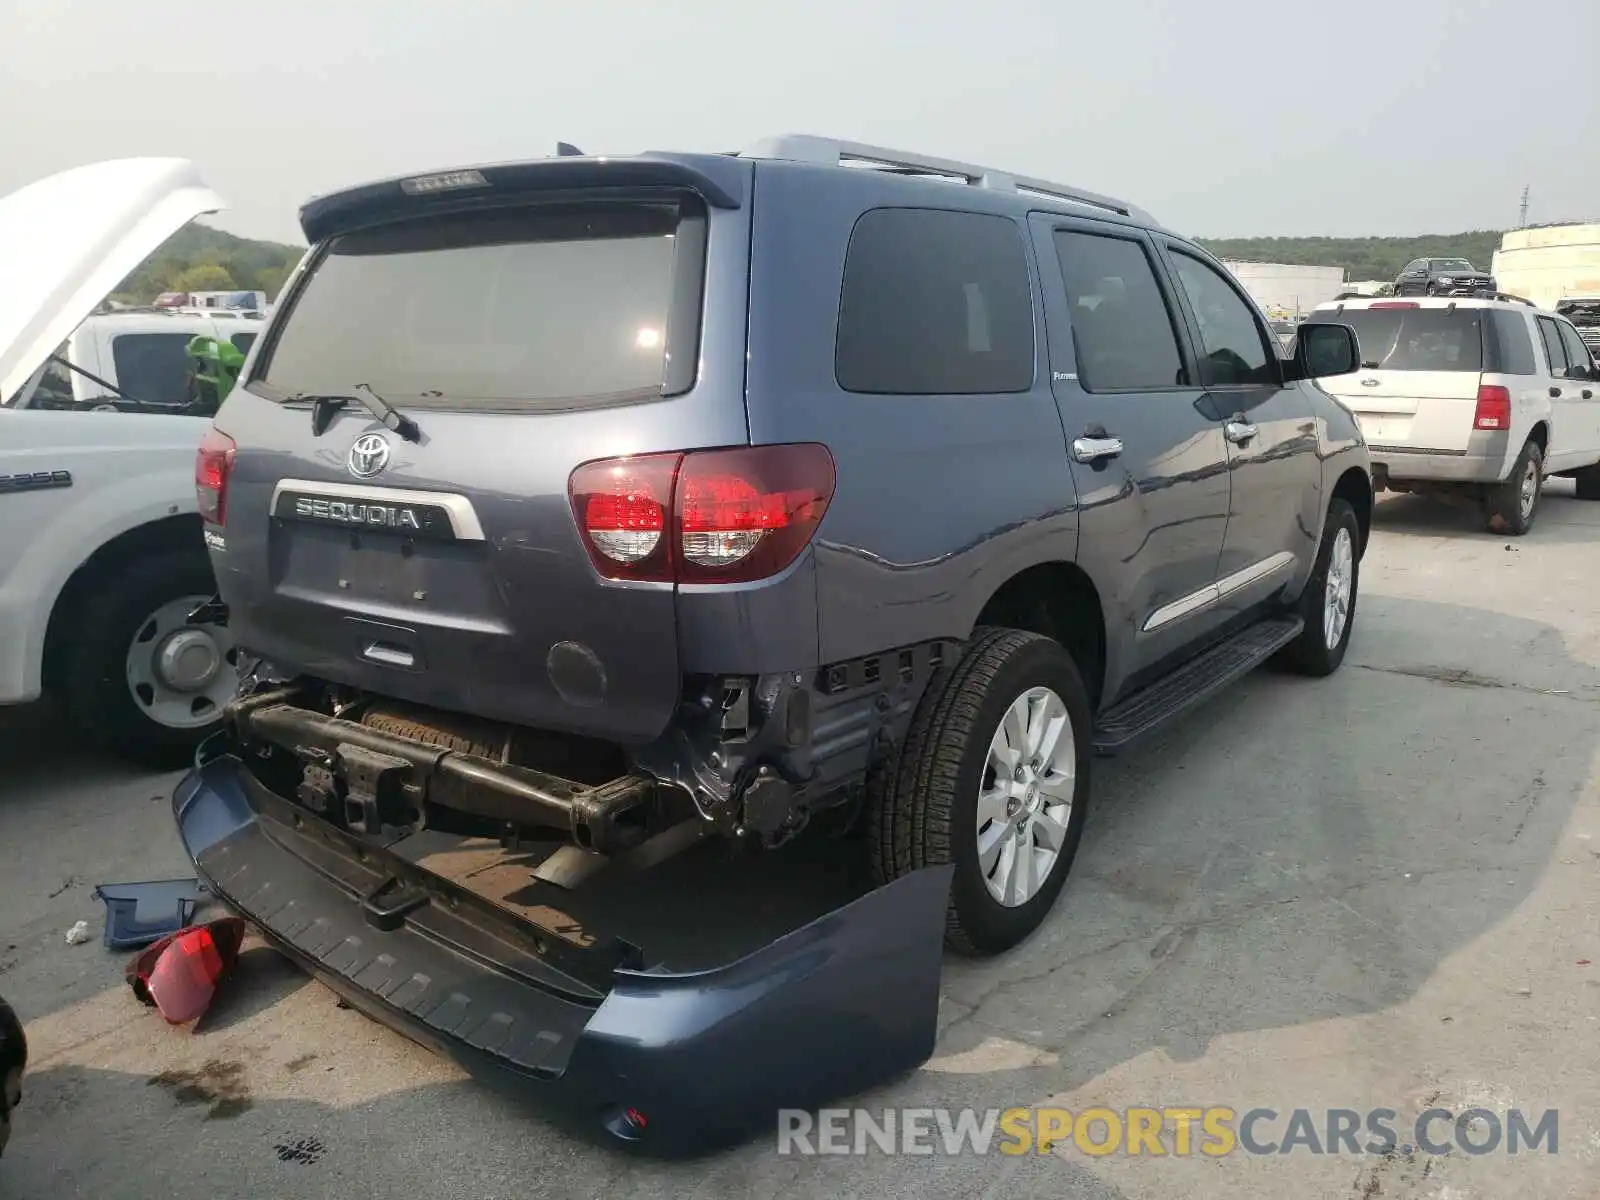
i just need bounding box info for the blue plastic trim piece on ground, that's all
[92,879,206,950]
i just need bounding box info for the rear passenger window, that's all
[1556,321,1594,373]
[835,208,1034,394]
[1052,230,1186,391]
[1167,251,1277,387]
[1486,310,1536,375]
[1536,317,1568,374]
[110,333,195,404]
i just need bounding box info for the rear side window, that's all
[1332,307,1484,372]
[257,202,701,410]
[1556,321,1592,372]
[1484,310,1536,375]
[1052,230,1186,391]
[110,333,195,403]
[835,208,1034,394]
[230,331,258,355]
[1536,317,1568,374]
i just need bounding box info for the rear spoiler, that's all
[299,153,750,243]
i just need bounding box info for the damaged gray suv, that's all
[175,135,1371,1149]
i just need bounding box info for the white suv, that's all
[1310,295,1600,533]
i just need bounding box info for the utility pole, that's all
[1518,185,1530,228]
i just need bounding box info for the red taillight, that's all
[576,452,679,580]
[1474,384,1511,430]
[195,427,237,525]
[568,444,836,584]
[1369,301,1420,309]
[127,917,245,1025]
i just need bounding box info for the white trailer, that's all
[1221,261,1347,318]
[1491,224,1600,310]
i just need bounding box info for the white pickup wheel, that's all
[59,547,238,768]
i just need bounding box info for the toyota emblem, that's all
[347,433,392,479]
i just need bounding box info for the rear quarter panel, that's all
[739,163,1079,667]
[0,410,207,702]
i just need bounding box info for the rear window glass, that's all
[1331,307,1484,372]
[836,208,1034,395]
[257,204,693,410]
[110,333,195,403]
[229,332,258,355]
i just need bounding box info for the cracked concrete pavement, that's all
[2,484,1598,1199]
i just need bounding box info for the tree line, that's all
[1195,231,1506,283]
[112,223,304,303]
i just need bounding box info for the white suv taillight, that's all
[568,444,836,584]
[1473,385,1511,431]
[195,427,237,524]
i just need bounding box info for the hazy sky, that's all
[3,0,1596,246]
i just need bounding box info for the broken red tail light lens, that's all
[195,427,237,525]
[1474,384,1512,430]
[126,917,246,1025]
[568,444,836,584]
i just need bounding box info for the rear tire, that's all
[868,628,1092,957]
[58,547,237,770]
[1281,499,1361,677]
[1484,439,1543,535]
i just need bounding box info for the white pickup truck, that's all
[1310,293,1600,533]
[0,158,253,766]
[10,309,264,415]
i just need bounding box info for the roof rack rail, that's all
[1488,291,1536,307]
[738,135,1155,224]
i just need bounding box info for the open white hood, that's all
[0,158,226,402]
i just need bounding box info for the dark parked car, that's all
[1394,257,1496,297]
[174,135,1371,1149]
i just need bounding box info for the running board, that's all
[1092,616,1303,755]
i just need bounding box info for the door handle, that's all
[1071,436,1123,464]
[1224,419,1258,445]
[1550,386,1562,397]
[1584,389,1594,400]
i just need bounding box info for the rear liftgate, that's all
[172,687,952,1154]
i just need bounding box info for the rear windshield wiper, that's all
[291,384,422,442]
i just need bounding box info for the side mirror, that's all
[1290,322,1360,380]
[1566,361,1595,382]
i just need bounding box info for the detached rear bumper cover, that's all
[172,749,951,1153]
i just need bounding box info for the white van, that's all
[1309,295,1600,533]
[8,309,264,412]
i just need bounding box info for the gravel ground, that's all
[2,484,1598,1199]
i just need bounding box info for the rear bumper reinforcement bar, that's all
[237,695,653,854]
[172,735,952,1154]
